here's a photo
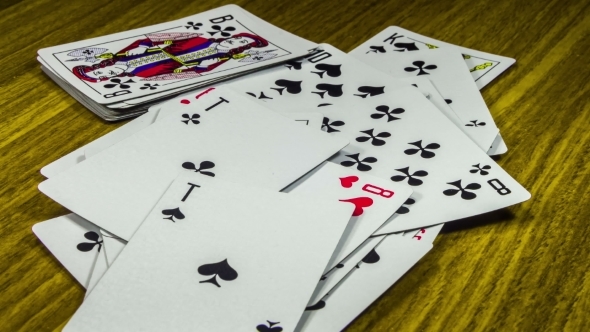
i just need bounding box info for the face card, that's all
[39,88,349,241]
[226,44,496,152]
[349,47,500,150]
[63,173,355,332]
[295,234,433,332]
[350,26,516,90]
[32,214,102,288]
[38,5,314,104]
[283,162,412,273]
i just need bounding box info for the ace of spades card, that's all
[63,174,355,332]
[38,88,349,241]
[37,5,313,105]
[226,44,496,152]
[225,50,530,232]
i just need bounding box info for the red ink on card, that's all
[362,184,394,198]
[339,176,359,188]
[339,197,373,216]
[195,87,216,99]
[180,99,190,104]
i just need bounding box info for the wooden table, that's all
[1,0,588,330]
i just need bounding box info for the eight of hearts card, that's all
[37,5,313,105]
[283,162,413,273]
[63,173,355,332]
[38,88,349,241]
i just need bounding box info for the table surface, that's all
[1,0,589,331]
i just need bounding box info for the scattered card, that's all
[295,235,433,332]
[39,88,348,240]
[33,214,102,288]
[350,26,515,90]
[63,173,354,331]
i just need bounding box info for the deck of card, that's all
[34,6,530,331]
[37,5,316,121]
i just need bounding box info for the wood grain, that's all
[0,0,588,331]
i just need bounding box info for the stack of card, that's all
[37,5,315,121]
[34,9,531,331]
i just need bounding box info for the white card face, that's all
[295,235,433,332]
[323,87,529,234]
[32,214,102,288]
[39,88,349,241]
[40,109,160,178]
[284,162,412,272]
[153,88,324,129]
[306,235,387,306]
[225,45,529,232]
[38,5,313,104]
[487,133,508,156]
[64,174,354,332]
[226,44,495,152]
[85,244,108,298]
[349,47,499,150]
[100,230,127,266]
[277,112,323,130]
[350,26,516,90]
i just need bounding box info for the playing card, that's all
[325,86,530,234]
[305,235,388,306]
[283,162,412,273]
[153,89,324,129]
[85,242,108,297]
[38,88,349,240]
[63,173,355,332]
[225,45,530,232]
[487,133,508,156]
[350,26,516,90]
[83,231,126,295]
[295,235,433,332]
[38,5,314,105]
[100,230,127,266]
[40,109,160,178]
[226,44,496,152]
[32,214,102,288]
[39,63,151,121]
[349,47,500,151]
[403,224,444,243]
